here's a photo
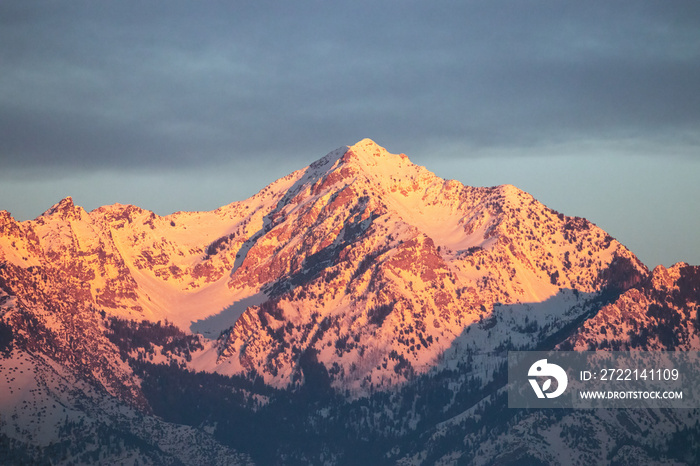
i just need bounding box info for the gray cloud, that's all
[1,0,699,175]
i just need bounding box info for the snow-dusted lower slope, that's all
[0,348,252,465]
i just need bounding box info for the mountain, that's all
[0,139,697,464]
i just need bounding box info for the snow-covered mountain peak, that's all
[348,137,383,151]
[344,138,400,163]
[90,202,155,225]
[41,196,86,221]
[341,138,423,177]
[264,139,434,223]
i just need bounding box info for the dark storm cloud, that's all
[2,0,699,175]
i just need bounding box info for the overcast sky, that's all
[1,1,699,267]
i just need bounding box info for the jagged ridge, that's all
[3,138,697,465]
[0,139,647,395]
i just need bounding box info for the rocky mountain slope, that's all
[0,139,696,464]
[565,262,700,351]
[403,262,700,465]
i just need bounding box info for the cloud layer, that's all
[2,1,699,172]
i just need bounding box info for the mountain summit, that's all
[4,139,698,464]
[0,139,646,391]
[208,139,647,391]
